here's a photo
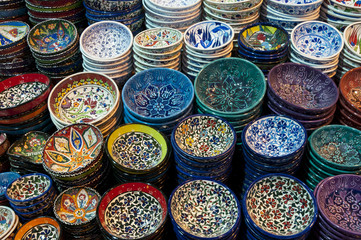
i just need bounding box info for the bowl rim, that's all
[143,0,202,15]
[204,0,262,14]
[329,0,361,10]
[14,216,62,239]
[205,0,258,6]
[268,0,323,7]
[133,27,183,51]
[146,0,201,11]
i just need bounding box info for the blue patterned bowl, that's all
[122,68,194,123]
[0,172,20,200]
[267,0,323,15]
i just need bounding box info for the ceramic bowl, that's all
[339,67,361,114]
[0,21,29,50]
[84,0,141,11]
[204,0,262,20]
[195,57,266,115]
[184,20,234,53]
[146,0,201,11]
[267,0,322,15]
[204,0,262,11]
[143,0,202,15]
[14,216,62,240]
[0,206,16,239]
[0,172,20,200]
[328,0,361,13]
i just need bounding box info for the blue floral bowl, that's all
[0,172,21,200]
[267,0,323,15]
[122,68,194,123]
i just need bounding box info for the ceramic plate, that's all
[0,21,29,48]
[14,216,61,240]
[0,206,15,238]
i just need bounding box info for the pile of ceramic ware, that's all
[0,21,34,80]
[27,19,82,83]
[7,131,49,174]
[290,21,344,78]
[182,20,234,80]
[0,206,21,240]
[122,68,194,136]
[143,0,202,32]
[84,0,144,34]
[80,21,133,86]
[14,216,62,239]
[0,73,54,140]
[25,0,86,29]
[169,179,242,239]
[243,174,318,239]
[313,174,361,240]
[0,172,20,206]
[42,124,109,192]
[133,27,183,73]
[53,187,102,240]
[5,173,57,222]
[48,72,122,137]
[97,182,168,240]
[195,58,266,145]
[0,0,28,23]
[267,63,339,132]
[303,125,361,190]
[237,22,289,76]
[261,0,322,33]
[0,133,10,172]
[171,114,237,184]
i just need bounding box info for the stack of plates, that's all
[240,116,307,196]
[0,21,34,79]
[182,20,234,80]
[303,125,361,190]
[0,206,21,240]
[194,58,266,145]
[237,22,289,76]
[42,124,109,193]
[25,0,86,29]
[313,174,361,240]
[0,133,10,172]
[0,0,27,23]
[5,173,57,222]
[290,21,344,78]
[133,27,182,73]
[243,174,317,240]
[80,21,134,87]
[84,0,144,34]
[7,131,49,174]
[169,179,242,240]
[97,182,168,240]
[261,0,322,33]
[48,72,122,137]
[53,187,102,240]
[267,63,339,132]
[0,172,20,206]
[27,19,82,83]
[143,0,202,32]
[106,124,171,191]
[122,68,194,136]
[0,73,54,140]
[171,114,237,184]
[14,216,62,239]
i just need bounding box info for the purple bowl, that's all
[317,174,361,238]
[318,214,357,240]
[268,63,339,115]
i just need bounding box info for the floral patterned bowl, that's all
[243,174,317,239]
[0,206,16,239]
[146,0,201,11]
[339,67,361,114]
[343,22,361,58]
[205,0,262,11]
[14,216,62,240]
[0,172,21,200]
[96,182,167,239]
[0,21,29,51]
[267,0,323,15]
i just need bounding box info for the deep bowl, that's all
[14,216,62,240]
[339,67,361,114]
[267,0,323,15]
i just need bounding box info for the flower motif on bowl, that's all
[331,0,361,7]
[149,0,199,8]
[43,124,103,174]
[174,115,235,158]
[245,175,315,236]
[345,23,361,55]
[0,21,29,47]
[0,206,15,238]
[134,28,182,49]
[171,179,239,238]
[20,224,58,240]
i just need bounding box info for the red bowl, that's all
[339,67,361,115]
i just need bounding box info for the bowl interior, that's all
[0,21,29,48]
[340,67,361,112]
[344,23,361,56]
[134,28,182,50]
[14,217,61,239]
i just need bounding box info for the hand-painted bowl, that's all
[147,0,201,11]
[96,182,167,239]
[339,67,361,114]
[244,174,317,239]
[0,206,16,239]
[14,216,61,240]
[84,0,141,12]
[0,21,29,50]
[204,1,261,20]
[204,0,261,11]
[0,172,21,200]
[267,0,323,15]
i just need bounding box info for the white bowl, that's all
[185,41,233,57]
[144,0,202,13]
[267,0,323,15]
[203,0,262,20]
[205,0,262,11]
[343,22,361,59]
[144,1,201,20]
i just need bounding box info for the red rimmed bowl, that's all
[339,67,361,115]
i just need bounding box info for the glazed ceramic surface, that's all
[0,172,21,198]
[0,206,15,238]
[173,115,235,158]
[245,175,316,236]
[15,217,61,240]
[149,0,199,8]
[340,67,361,112]
[267,0,322,15]
[134,28,182,50]
[0,21,29,48]
[243,116,306,158]
[170,179,240,238]
[27,19,77,54]
[344,23,361,55]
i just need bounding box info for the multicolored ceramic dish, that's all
[0,206,16,239]
[0,21,29,49]
[14,216,61,240]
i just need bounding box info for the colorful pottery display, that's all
[14,216,62,240]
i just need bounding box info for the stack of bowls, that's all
[0,172,21,206]
[53,187,102,240]
[0,0,28,23]
[27,19,82,83]
[42,124,109,192]
[122,68,194,136]
[5,173,57,222]
[48,72,121,137]
[241,116,307,195]
[143,0,202,32]
[195,58,266,144]
[0,21,34,79]
[290,21,344,78]
[0,73,54,140]
[84,0,144,34]
[0,206,21,240]
[133,27,183,73]
[14,216,62,239]
[25,0,87,29]
[0,133,10,172]
[169,179,242,240]
[237,22,289,76]
[106,124,171,191]
[303,125,361,190]
[7,131,49,174]
[261,0,322,33]
[267,63,339,132]
[80,21,133,86]
[182,20,234,80]
[97,182,168,240]
[243,174,318,240]
[171,114,237,184]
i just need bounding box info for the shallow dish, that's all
[14,216,61,240]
